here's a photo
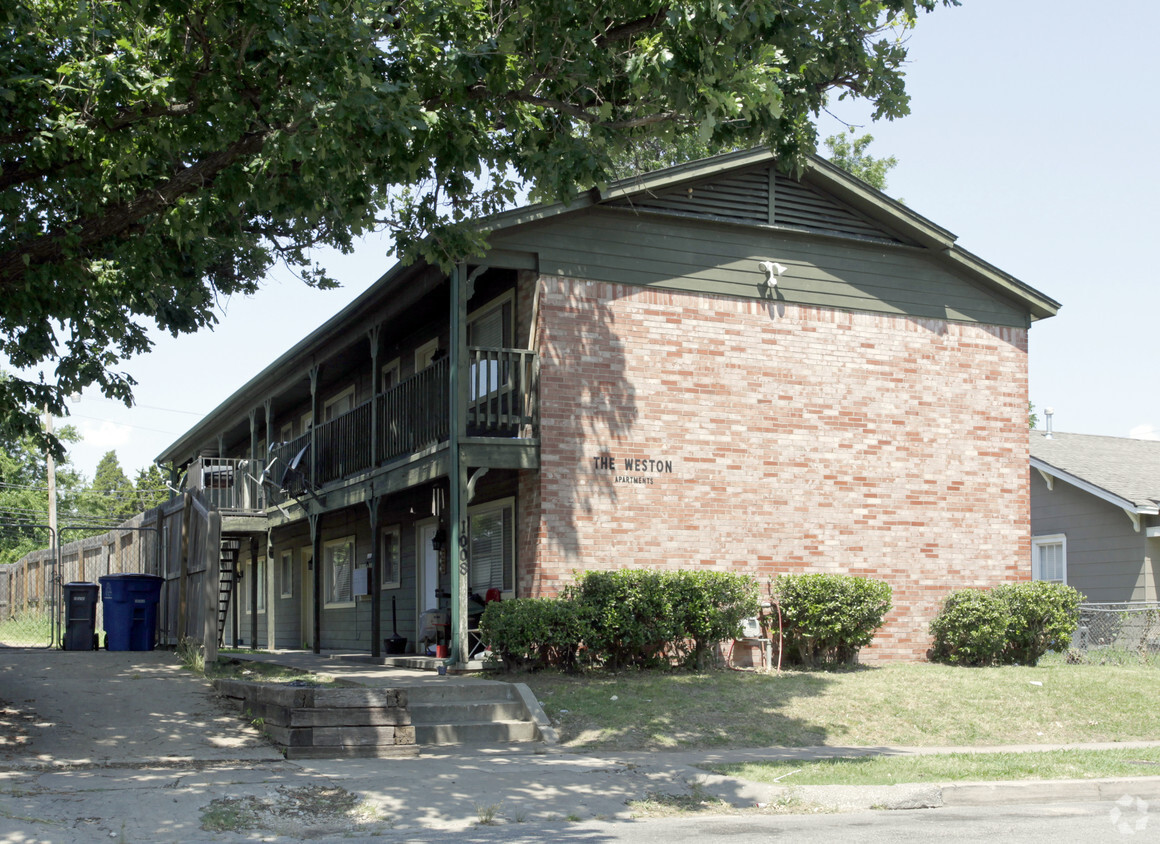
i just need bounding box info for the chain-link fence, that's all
[0,525,159,648]
[1067,602,1160,665]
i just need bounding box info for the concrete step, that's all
[409,700,528,724]
[415,720,541,746]
[406,681,519,705]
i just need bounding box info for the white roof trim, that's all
[1031,457,1160,515]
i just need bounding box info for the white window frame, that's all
[468,496,516,597]
[279,421,294,443]
[324,536,356,608]
[323,385,356,422]
[1031,534,1067,583]
[300,410,313,434]
[381,525,402,590]
[242,560,252,616]
[467,291,514,401]
[415,338,439,371]
[280,549,294,599]
[381,357,401,392]
[467,290,514,347]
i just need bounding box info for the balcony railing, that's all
[189,457,267,514]
[254,348,536,504]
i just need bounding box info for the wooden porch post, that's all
[449,264,469,666]
[367,495,382,658]
[310,512,322,654]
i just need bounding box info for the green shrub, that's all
[479,598,589,672]
[568,570,677,669]
[992,581,1083,666]
[773,573,893,667]
[668,570,761,669]
[928,589,1011,666]
[930,582,1085,667]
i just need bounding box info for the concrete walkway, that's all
[1,648,1159,841]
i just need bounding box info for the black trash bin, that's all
[62,582,100,651]
[99,574,164,651]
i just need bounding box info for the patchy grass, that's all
[707,747,1160,786]
[200,785,386,836]
[511,661,1160,751]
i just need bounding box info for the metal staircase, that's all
[216,539,241,647]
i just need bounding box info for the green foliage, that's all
[930,582,1084,667]
[479,598,590,672]
[773,573,893,667]
[992,581,1083,666]
[481,569,759,671]
[667,570,761,669]
[1,0,957,453]
[822,129,897,191]
[568,570,677,669]
[929,589,1011,666]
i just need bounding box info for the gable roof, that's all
[490,148,1060,321]
[1031,431,1160,514]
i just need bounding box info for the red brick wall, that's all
[518,276,1031,660]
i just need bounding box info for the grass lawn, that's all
[706,747,1160,786]
[510,658,1160,751]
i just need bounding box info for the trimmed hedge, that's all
[479,569,759,671]
[772,573,893,667]
[929,581,1083,666]
[478,598,588,672]
[928,588,1011,666]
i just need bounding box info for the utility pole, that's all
[45,406,59,646]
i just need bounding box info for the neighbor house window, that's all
[324,536,355,607]
[381,525,402,590]
[1032,534,1066,583]
[468,497,514,595]
[280,550,294,599]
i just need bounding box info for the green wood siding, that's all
[490,208,1028,327]
[607,164,905,244]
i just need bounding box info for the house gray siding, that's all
[1030,470,1151,602]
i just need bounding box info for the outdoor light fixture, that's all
[431,527,447,551]
[759,260,786,289]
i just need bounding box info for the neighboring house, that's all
[1031,430,1160,603]
[94,147,1057,661]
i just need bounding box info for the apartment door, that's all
[416,520,441,639]
[300,547,314,649]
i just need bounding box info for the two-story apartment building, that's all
[157,147,1059,662]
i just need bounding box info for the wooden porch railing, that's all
[188,457,267,513]
[253,349,536,505]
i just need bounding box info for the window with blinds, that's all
[1032,534,1066,583]
[469,499,514,594]
[325,536,355,606]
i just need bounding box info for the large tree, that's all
[1,0,957,454]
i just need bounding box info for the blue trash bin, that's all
[99,574,164,651]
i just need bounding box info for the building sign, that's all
[591,454,674,485]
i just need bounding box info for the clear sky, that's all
[57,0,1160,479]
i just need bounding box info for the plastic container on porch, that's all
[62,582,100,651]
[99,574,164,651]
